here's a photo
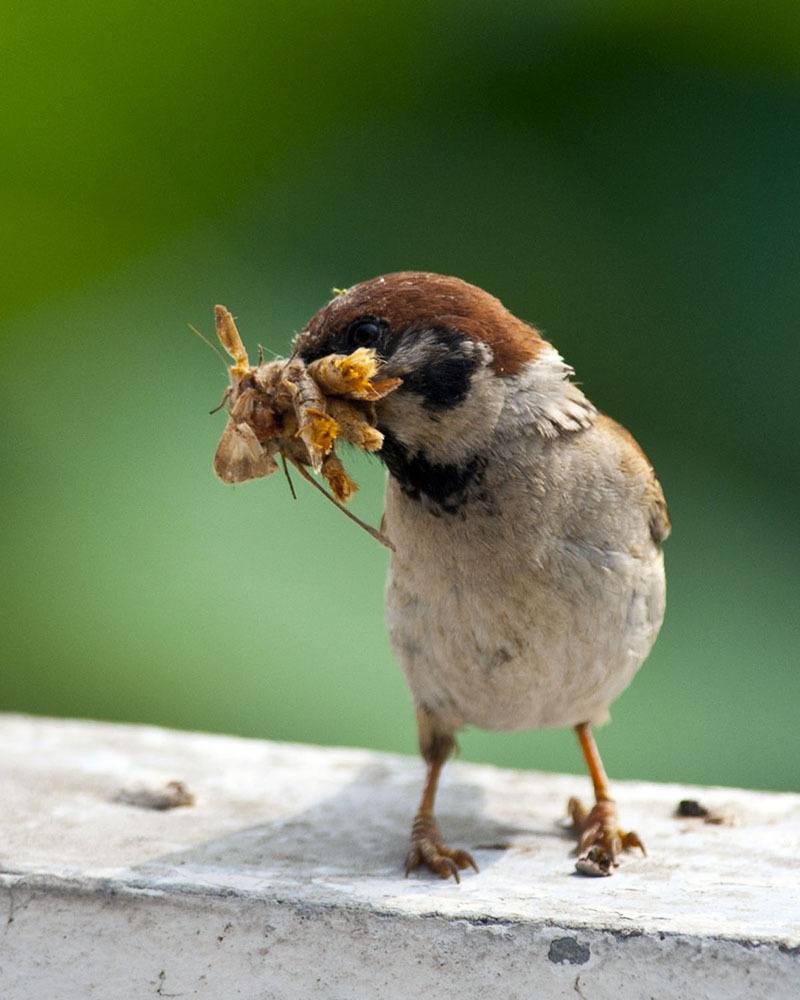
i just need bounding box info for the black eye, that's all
[347,318,382,349]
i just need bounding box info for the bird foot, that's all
[568,797,645,877]
[405,815,478,883]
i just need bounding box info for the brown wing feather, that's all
[596,414,671,544]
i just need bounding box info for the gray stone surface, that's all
[0,714,798,999]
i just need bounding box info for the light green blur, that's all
[1,3,798,791]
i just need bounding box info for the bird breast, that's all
[383,414,667,733]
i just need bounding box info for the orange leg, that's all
[404,708,478,883]
[568,722,645,876]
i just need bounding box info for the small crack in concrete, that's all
[156,970,185,997]
[5,887,15,930]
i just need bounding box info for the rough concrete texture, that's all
[0,714,797,999]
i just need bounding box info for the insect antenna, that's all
[209,387,231,415]
[287,456,394,551]
[280,453,298,500]
[258,343,280,362]
[187,323,229,373]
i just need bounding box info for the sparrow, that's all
[293,272,669,878]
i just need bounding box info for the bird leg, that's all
[405,708,478,883]
[568,722,645,876]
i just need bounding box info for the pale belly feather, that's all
[385,488,666,732]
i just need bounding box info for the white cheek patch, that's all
[379,362,507,465]
[500,346,597,439]
[376,336,596,468]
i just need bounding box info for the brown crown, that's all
[298,272,542,376]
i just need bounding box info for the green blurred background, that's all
[2,3,798,792]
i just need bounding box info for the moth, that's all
[210,305,401,546]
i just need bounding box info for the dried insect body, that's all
[308,349,402,401]
[320,452,358,503]
[213,416,279,484]
[210,305,399,546]
[325,398,384,451]
[280,360,338,472]
[214,304,249,375]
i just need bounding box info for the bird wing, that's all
[596,414,671,544]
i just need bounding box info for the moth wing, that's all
[213,420,278,484]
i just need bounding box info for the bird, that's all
[292,271,670,878]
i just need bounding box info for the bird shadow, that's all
[130,760,571,884]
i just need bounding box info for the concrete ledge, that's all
[1,714,798,999]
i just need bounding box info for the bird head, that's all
[293,272,593,511]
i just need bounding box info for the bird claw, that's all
[405,817,478,883]
[568,796,645,877]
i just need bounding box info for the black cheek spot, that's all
[400,327,479,411]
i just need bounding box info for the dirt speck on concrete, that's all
[115,780,196,811]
